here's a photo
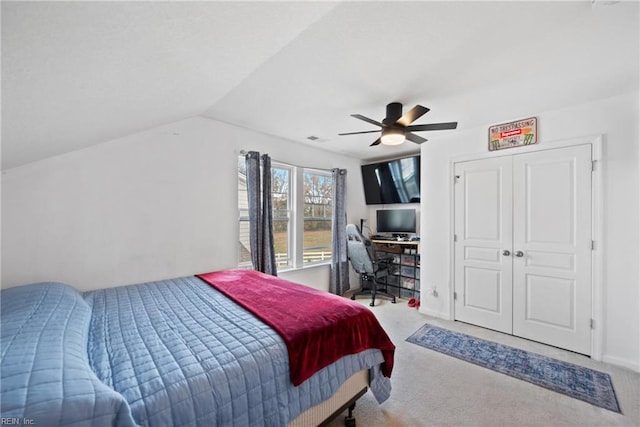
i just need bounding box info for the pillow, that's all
[1,282,136,427]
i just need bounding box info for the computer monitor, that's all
[376,209,416,235]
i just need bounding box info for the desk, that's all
[371,239,420,247]
[371,240,420,300]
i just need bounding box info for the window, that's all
[303,170,332,264]
[238,159,251,266]
[238,157,333,270]
[272,166,292,268]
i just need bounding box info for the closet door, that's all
[512,144,593,354]
[454,157,513,334]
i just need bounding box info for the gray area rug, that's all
[407,323,621,413]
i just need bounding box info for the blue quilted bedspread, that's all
[1,282,136,426]
[1,277,389,427]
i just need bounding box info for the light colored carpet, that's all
[327,297,640,427]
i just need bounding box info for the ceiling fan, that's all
[339,102,458,146]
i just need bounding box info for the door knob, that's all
[515,251,524,257]
[502,250,511,256]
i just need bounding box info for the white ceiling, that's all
[2,1,638,170]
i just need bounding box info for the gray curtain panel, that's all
[244,151,277,276]
[329,168,349,295]
[260,154,277,276]
[245,151,262,270]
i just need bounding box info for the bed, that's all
[1,269,395,426]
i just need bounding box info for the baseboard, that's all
[602,354,640,373]
[418,306,450,320]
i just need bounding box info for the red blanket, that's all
[196,269,395,386]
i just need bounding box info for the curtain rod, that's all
[239,150,334,173]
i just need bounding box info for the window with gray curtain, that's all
[238,158,336,271]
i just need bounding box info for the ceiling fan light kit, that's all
[381,128,405,145]
[340,102,458,147]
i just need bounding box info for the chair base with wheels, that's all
[346,224,396,307]
[350,270,396,307]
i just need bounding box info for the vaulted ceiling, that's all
[2,1,638,170]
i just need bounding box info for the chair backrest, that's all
[346,224,374,274]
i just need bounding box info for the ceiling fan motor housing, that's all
[385,102,404,124]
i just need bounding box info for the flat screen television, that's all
[376,209,416,235]
[361,155,420,205]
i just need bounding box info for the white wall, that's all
[280,264,330,292]
[1,116,368,290]
[419,92,640,372]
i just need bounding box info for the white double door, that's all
[454,144,593,355]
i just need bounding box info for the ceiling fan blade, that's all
[396,105,430,127]
[370,137,382,146]
[406,122,458,132]
[405,132,428,144]
[351,114,384,128]
[338,130,382,136]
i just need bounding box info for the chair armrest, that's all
[373,256,394,270]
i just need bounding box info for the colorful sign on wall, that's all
[488,117,537,151]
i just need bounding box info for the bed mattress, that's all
[85,276,386,426]
[1,276,390,426]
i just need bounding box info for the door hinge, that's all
[590,318,595,329]
[454,291,458,300]
[454,234,458,242]
[454,174,460,183]
[591,160,596,172]
[591,240,595,250]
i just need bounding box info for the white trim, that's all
[448,134,604,359]
[451,133,602,163]
[292,166,304,268]
[590,136,604,362]
[419,306,450,320]
[602,355,640,373]
[447,162,456,322]
[273,161,295,270]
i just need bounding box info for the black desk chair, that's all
[346,224,396,307]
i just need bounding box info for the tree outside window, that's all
[271,167,291,268]
[303,171,332,264]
